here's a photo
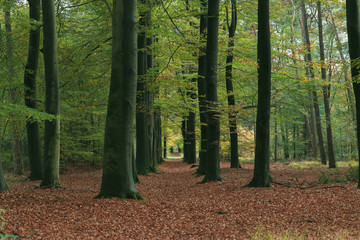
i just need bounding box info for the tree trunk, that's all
[196,0,208,176]
[312,91,327,164]
[247,0,271,187]
[345,0,360,188]
[226,0,240,169]
[274,115,278,162]
[0,151,8,192]
[40,0,60,188]
[25,0,43,180]
[201,0,221,183]
[136,1,150,175]
[281,124,289,160]
[163,134,167,159]
[318,1,336,168]
[301,0,325,163]
[330,7,356,121]
[5,7,23,176]
[97,0,142,199]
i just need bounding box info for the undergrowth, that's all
[318,166,359,184]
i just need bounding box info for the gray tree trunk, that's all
[196,0,208,176]
[317,1,336,168]
[202,0,221,182]
[25,0,43,180]
[247,0,271,187]
[0,151,8,192]
[97,0,142,199]
[40,0,61,188]
[136,1,150,175]
[5,7,23,175]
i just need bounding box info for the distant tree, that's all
[0,152,8,192]
[300,0,326,165]
[24,0,43,180]
[136,0,151,175]
[202,0,221,182]
[317,1,335,168]
[97,0,142,199]
[345,0,360,188]
[246,0,271,187]
[225,0,241,169]
[40,0,61,188]
[4,3,23,175]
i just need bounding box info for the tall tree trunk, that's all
[97,0,142,199]
[201,0,221,183]
[345,0,360,188]
[25,0,43,180]
[136,1,150,175]
[308,95,318,158]
[40,0,61,188]
[5,6,23,175]
[0,151,8,192]
[247,0,271,187]
[226,0,241,169]
[274,114,278,162]
[301,0,326,164]
[196,0,208,176]
[281,124,289,160]
[330,7,356,121]
[317,1,336,168]
[163,134,167,159]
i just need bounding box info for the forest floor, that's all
[1,158,360,239]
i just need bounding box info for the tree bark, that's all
[5,6,23,176]
[226,0,241,169]
[40,0,60,188]
[97,0,142,199]
[317,1,336,168]
[247,0,271,187]
[136,1,150,175]
[202,0,221,182]
[345,0,360,188]
[301,0,326,163]
[25,0,43,180]
[0,152,8,192]
[330,7,356,121]
[196,0,208,176]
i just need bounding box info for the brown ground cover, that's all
[1,159,360,239]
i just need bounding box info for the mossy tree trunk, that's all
[97,0,142,199]
[25,0,43,180]
[246,0,271,188]
[5,5,23,176]
[345,0,360,188]
[40,0,60,188]
[0,152,8,192]
[136,0,151,175]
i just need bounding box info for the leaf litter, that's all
[1,159,360,239]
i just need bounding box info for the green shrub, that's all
[345,165,359,181]
[318,166,359,184]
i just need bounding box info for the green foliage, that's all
[318,166,359,184]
